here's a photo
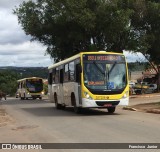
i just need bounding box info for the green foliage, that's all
[14,0,160,66]
[0,70,20,96]
[14,0,134,62]
[128,62,148,71]
[129,0,160,64]
[17,67,48,79]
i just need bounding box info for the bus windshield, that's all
[83,54,127,93]
[26,79,43,93]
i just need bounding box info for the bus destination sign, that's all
[83,54,125,61]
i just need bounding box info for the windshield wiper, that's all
[93,61,105,75]
[109,61,117,74]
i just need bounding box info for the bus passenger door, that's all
[58,69,64,105]
[48,72,54,102]
[75,63,82,106]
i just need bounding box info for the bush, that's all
[0,70,20,96]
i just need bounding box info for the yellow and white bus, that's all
[17,77,44,100]
[48,51,129,113]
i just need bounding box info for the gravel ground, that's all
[0,106,12,126]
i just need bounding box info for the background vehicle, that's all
[48,51,129,113]
[148,84,157,92]
[134,82,157,94]
[17,77,44,100]
[129,82,136,95]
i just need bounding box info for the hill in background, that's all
[0,66,48,79]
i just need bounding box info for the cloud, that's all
[0,41,53,67]
[0,9,31,45]
[0,0,147,67]
[0,0,53,67]
[0,0,27,10]
[123,50,147,62]
[0,41,45,54]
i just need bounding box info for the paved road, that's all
[0,97,160,151]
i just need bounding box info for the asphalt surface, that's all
[0,97,160,151]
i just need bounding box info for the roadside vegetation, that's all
[0,70,19,96]
[14,0,160,91]
[0,68,48,96]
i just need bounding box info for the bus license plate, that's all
[103,104,112,107]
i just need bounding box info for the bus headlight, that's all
[27,92,30,95]
[122,91,129,98]
[84,92,93,100]
[41,91,44,95]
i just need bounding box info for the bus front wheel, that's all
[71,94,81,114]
[107,107,116,113]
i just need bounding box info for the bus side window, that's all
[76,63,82,83]
[69,61,75,81]
[22,82,24,88]
[21,82,24,88]
[60,69,63,84]
[24,81,26,88]
[55,68,59,83]
[52,69,56,84]
[64,64,69,82]
[48,72,53,84]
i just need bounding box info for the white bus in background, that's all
[17,77,44,100]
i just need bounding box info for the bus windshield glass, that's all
[83,54,127,92]
[26,79,43,93]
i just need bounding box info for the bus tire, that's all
[54,94,61,109]
[20,94,24,100]
[23,93,26,100]
[107,107,116,113]
[71,93,81,114]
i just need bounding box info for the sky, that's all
[0,0,146,67]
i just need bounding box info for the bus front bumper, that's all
[81,97,129,108]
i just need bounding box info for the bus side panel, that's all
[63,82,79,106]
[56,84,64,105]
[74,83,81,107]
[63,82,72,106]
[48,84,54,102]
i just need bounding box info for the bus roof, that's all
[17,77,43,82]
[48,51,124,70]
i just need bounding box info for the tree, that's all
[0,70,20,96]
[14,0,133,61]
[14,0,160,90]
[129,0,160,91]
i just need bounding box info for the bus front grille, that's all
[96,101,120,106]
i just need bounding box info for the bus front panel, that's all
[81,53,129,108]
